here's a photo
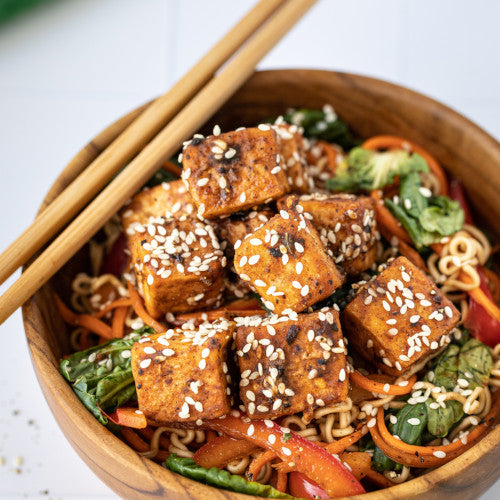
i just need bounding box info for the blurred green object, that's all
[0,0,55,25]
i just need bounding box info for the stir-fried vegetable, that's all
[384,172,464,248]
[283,107,358,150]
[202,413,365,498]
[165,455,296,499]
[60,326,153,425]
[327,147,428,192]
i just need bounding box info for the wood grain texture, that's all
[22,69,500,499]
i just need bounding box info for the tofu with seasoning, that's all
[273,123,309,194]
[233,209,344,314]
[121,180,196,234]
[127,218,225,318]
[181,126,289,219]
[342,256,460,376]
[278,193,379,276]
[235,308,348,420]
[131,320,235,424]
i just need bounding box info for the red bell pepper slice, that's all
[288,472,329,499]
[448,178,474,225]
[203,412,365,498]
[107,407,147,428]
[101,232,129,276]
[193,435,258,469]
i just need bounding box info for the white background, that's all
[0,1,499,499]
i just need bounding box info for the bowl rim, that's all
[22,68,500,500]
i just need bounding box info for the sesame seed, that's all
[146,275,154,286]
[255,279,266,287]
[433,450,446,458]
[294,242,304,253]
[198,359,206,370]
[249,255,260,265]
[197,178,209,187]
[339,369,346,381]
[301,285,309,297]
[140,359,151,369]
[282,447,292,456]
[247,424,255,436]
[296,262,303,274]
[143,346,155,354]
[250,238,262,246]
[386,318,397,325]
[367,418,377,428]
[280,210,290,219]
[269,434,276,444]
[240,192,246,203]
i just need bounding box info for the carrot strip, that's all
[163,161,182,176]
[350,371,416,396]
[340,452,371,481]
[247,450,277,481]
[95,297,132,318]
[78,328,93,350]
[364,468,396,488]
[137,426,171,450]
[317,140,340,174]
[324,426,367,455]
[111,306,128,338]
[461,270,500,323]
[206,430,218,443]
[398,239,428,272]
[127,282,165,333]
[362,135,448,195]
[55,294,114,339]
[121,428,169,461]
[275,470,288,493]
[193,435,258,469]
[370,190,413,244]
[481,267,500,302]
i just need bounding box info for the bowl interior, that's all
[22,69,500,500]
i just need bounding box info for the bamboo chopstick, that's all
[0,0,317,325]
[0,0,286,286]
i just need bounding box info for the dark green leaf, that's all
[164,455,298,499]
[419,197,464,236]
[399,172,428,218]
[426,399,462,437]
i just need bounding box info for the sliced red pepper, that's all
[101,232,129,276]
[203,412,365,498]
[106,407,147,428]
[193,435,258,469]
[288,472,329,500]
[448,178,473,225]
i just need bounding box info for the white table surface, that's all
[1,1,499,498]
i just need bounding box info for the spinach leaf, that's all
[60,326,153,425]
[283,107,358,150]
[165,455,298,499]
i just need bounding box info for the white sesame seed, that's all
[140,359,151,369]
[146,275,154,286]
[247,424,255,436]
[282,447,292,456]
[249,255,260,265]
[269,434,276,444]
[301,285,309,297]
[294,242,304,253]
[433,450,446,458]
[198,359,206,370]
[296,262,303,274]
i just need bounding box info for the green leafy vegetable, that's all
[326,147,428,192]
[165,455,298,499]
[60,326,153,425]
[385,171,464,248]
[283,107,358,150]
[144,164,179,188]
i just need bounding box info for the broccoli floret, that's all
[326,147,429,192]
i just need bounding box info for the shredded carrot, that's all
[340,452,372,481]
[137,426,171,450]
[364,469,396,488]
[247,450,277,481]
[121,427,169,461]
[78,328,93,350]
[362,135,448,195]
[317,140,340,173]
[206,430,218,443]
[275,470,287,493]
[370,190,413,244]
[111,306,128,338]
[350,371,416,396]
[127,282,165,333]
[95,297,132,318]
[460,270,500,323]
[163,161,182,176]
[55,294,114,340]
[397,239,428,272]
[324,425,368,455]
[482,267,500,303]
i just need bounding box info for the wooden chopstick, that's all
[0,0,317,325]
[0,0,286,286]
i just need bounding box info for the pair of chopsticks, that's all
[0,0,318,325]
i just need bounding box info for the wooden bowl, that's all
[22,69,500,499]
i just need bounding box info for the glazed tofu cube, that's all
[131,320,235,424]
[278,193,379,276]
[273,124,309,194]
[181,126,289,219]
[343,256,460,376]
[127,218,225,318]
[121,180,196,234]
[233,209,344,314]
[235,308,348,420]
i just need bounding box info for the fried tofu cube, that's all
[181,127,289,219]
[233,209,344,314]
[278,193,379,276]
[343,256,460,375]
[235,309,348,420]
[127,218,225,318]
[121,180,196,234]
[131,320,235,423]
[273,124,309,194]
